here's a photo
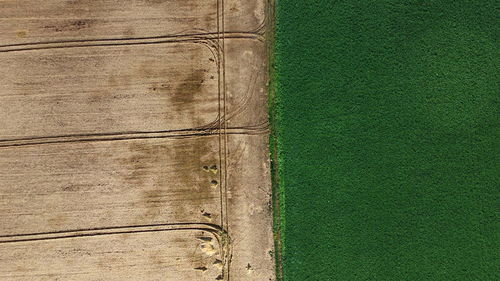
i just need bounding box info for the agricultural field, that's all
[0,1,274,280]
[274,1,497,280]
[1,0,496,280]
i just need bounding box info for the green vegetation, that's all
[273,1,498,280]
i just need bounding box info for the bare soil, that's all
[0,1,273,280]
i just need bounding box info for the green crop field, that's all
[272,1,498,280]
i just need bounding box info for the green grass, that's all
[273,1,498,280]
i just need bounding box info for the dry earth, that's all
[0,0,274,280]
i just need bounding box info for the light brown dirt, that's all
[0,0,274,280]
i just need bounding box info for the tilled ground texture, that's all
[0,1,274,280]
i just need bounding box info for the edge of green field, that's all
[267,1,285,279]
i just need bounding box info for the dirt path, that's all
[0,1,274,280]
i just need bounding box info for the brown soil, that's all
[0,1,273,280]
